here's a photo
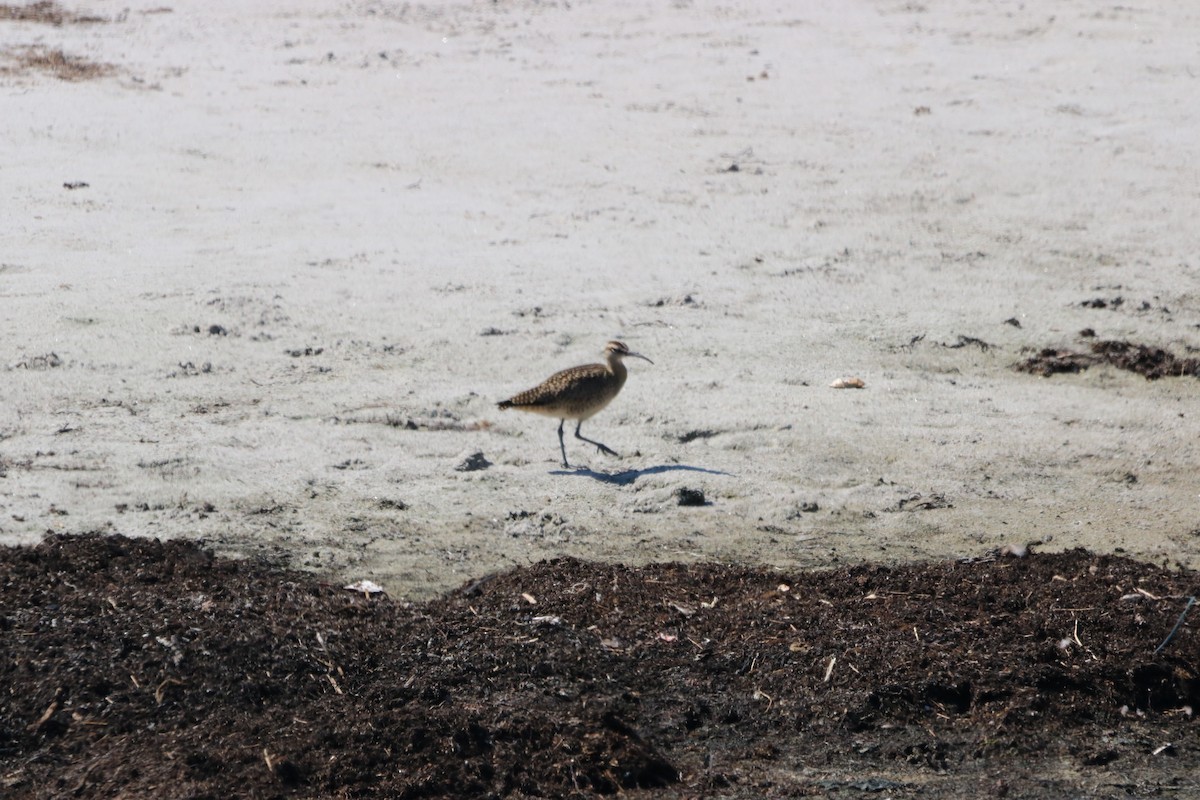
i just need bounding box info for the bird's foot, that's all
[574,430,618,459]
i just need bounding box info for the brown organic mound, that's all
[1017,339,1200,379]
[1,534,1197,798]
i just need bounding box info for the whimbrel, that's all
[497,340,653,468]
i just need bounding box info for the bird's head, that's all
[605,340,653,365]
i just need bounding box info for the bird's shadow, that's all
[549,463,734,486]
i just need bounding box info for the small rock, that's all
[455,450,492,472]
[676,487,707,506]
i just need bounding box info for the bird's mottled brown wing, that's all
[499,364,618,415]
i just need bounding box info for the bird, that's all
[497,340,653,468]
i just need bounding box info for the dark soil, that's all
[2,534,1197,799]
[1018,339,1200,379]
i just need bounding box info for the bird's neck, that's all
[606,353,628,384]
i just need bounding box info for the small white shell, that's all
[343,579,385,594]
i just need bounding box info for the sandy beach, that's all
[3,0,1199,598]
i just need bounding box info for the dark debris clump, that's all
[1017,339,1200,379]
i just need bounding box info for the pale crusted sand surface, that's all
[2,1,1199,597]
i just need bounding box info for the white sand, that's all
[3,0,1199,596]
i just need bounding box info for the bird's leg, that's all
[557,419,570,468]
[575,421,618,458]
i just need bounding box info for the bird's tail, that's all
[497,400,513,410]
